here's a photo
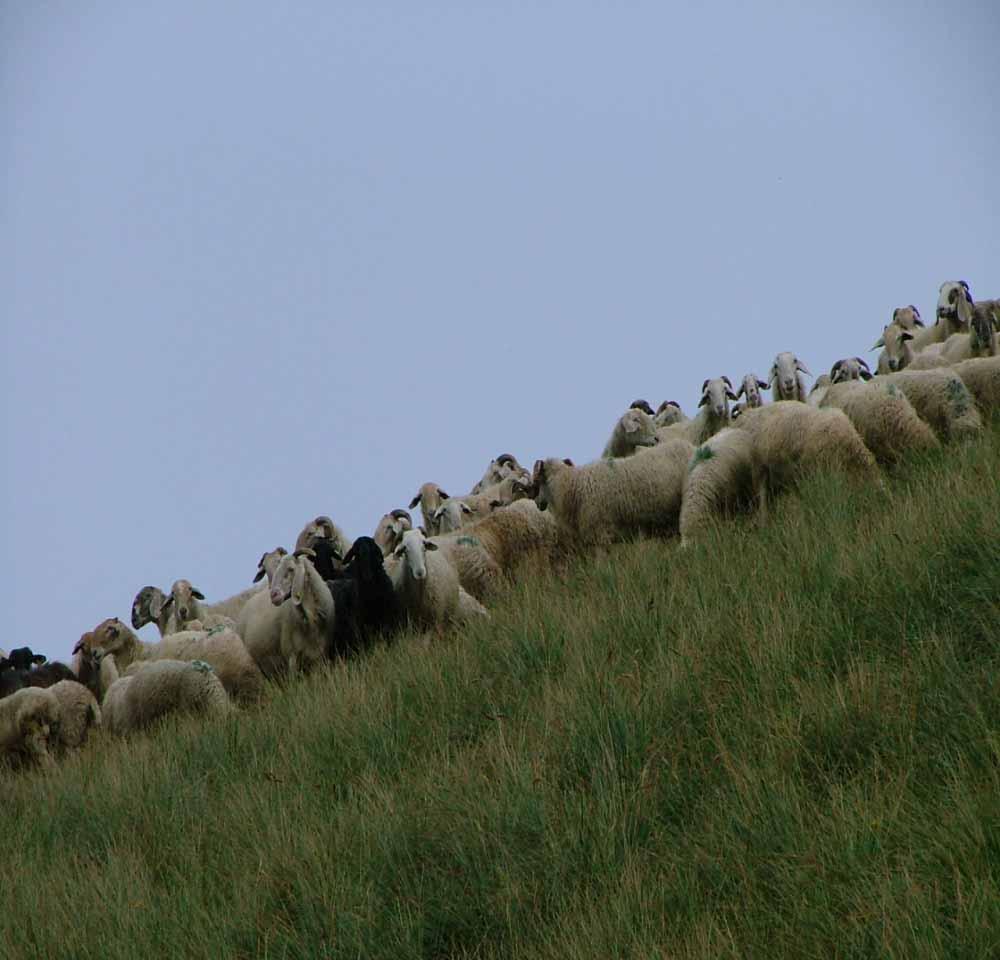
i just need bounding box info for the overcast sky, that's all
[3,1,998,664]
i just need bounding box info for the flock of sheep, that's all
[3,279,998,773]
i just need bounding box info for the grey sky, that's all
[3,2,998,664]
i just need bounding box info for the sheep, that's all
[429,499,561,601]
[950,355,1000,418]
[0,687,58,770]
[874,368,983,442]
[157,579,237,633]
[601,407,659,458]
[730,402,746,420]
[890,305,925,331]
[46,680,101,751]
[86,653,231,736]
[629,399,655,416]
[873,323,917,374]
[732,402,879,520]
[323,536,403,659]
[409,482,450,535]
[911,304,999,369]
[901,280,975,355]
[734,373,769,409]
[768,352,811,402]
[656,378,737,446]
[817,379,940,464]
[293,515,351,558]
[384,528,486,629]
[653,400,687,428]
[469,454,531,495]
[80,617,264,703]
[236,549,333,678]
[373,508,413,556]
[679,428,756,545]
[529,437,695,547]
[830,357,873,384]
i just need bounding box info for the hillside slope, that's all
[4,423,1000,959]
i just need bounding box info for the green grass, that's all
[4,424,1000,959]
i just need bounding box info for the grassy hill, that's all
[4,422,999,959]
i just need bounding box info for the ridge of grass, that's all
[3,424,999,959]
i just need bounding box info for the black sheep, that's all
[0,646,76,697]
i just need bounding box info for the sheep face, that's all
[164,579,205,626]
[530,458,573,512]
[735,374,769,409]
[252,547,288,584]
[3,647,46,672]
[830,357,872,384]
[342,537,386,583]
[937,281,973,321]
[433,500,474,534]
[392,529,438,582]
[90,618,131,658]
[969,302,998,355]
[373,509,412,555]
[269,552,310,606]
[880,325,914,372]
[769,353,810,400]
[891,305,923,330]
[654,401,684,426]
[131,586,168,630]
[698,377,738,421]
[619,409,658,448]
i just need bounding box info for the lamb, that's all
[949,356,1000,418]
[656,378,737,446]
[80,617,264,703]
[679,428,756,545]
[237,549,333,677]
[46,680,101,752]
[85,652,231,735]
[817,379,940,465]
[429,498,561,601]
[768,352,811,402]
[293,515,351,558]
[0,687,58,770]
[529,437,695,547]
[373,508,413,556]
[385,528,487,629]
[601,407,659,458]
[734,373,769,409]
[874,368,983,442]
[732,402,879,520]
[653,401,686,428]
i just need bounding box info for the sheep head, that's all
[618,408,658,448]
[253,546,288,584]
[937,280,973,322]
[769,353,810,400]
[830,357,872,384]
[392,528,438,583]
[735,373,769,408]
[891,305,923,329]
[629,399,655,416]
[698,377,737,421]
[880,326,914,372]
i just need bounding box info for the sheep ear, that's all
[342,545,357,565]
[437,488,450,500]
[72,633,91,655]
[160,594,174,610]
[408,494,421,509]
[290,560,307,607]
[795,360,811,375]
[425,540,439,551]
[31,653,47,665]
[562,458,574,467]
[860,368,873,381]
[700,379,709,393]
[870,335,885,350]
[900,331,914,342]
[757,379,768,390]
[191,587,205,600]
[735,383,745,398]
[830,361,843,379]
[460,503,473,514]
[489,499,502,509]
[956,293,973,326]
[721,376,733,389]
[726,390,738,401]
[252,565,266,583]
[768,366,778,386]
[910,306,923,326]
[698,394,709,407]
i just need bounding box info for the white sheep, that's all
[817,379,940,464]
[897,281,975,357]
[80,617,264,703]
[875,368,983,443]
[656,378,737,446]
[679,428,756,545]
[732,402,879,520]
[159,579,238,633]
[385,528,487,628]
[429,499,561,601]
[529,437,695,547]
[873,323,917,374]
[768,352,811,402]
[910,304,999,369]
[408,482,450,535]
[0,687,58,770]
[47,680,102,752]
[830,357,873,384]
[373,509,413,556]
[734,373,769,409]
[601,408,659,458]
[94,654,232,735]
[265,549,336,677]
[469,454,530,495]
